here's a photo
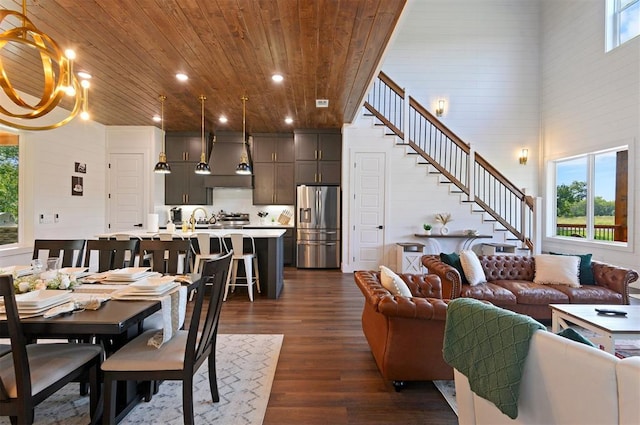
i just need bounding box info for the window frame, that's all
[606,0,640,51]
[550,145,630,248]
[0,128,21,249]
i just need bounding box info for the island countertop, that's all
[96,229,286,239]
[96,229,286,299]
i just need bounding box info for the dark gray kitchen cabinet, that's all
[164,131,211,205]
[252,134,294,163]
[252,134,295,205]
[294,130,341,185]
[165,132,204,162]
[164,163,209,205]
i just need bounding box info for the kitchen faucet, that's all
[189,207,209,230]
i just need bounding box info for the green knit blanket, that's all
[443,298,545,419]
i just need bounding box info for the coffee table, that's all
[550,304,640,354]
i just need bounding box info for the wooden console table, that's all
[413,234,492,250]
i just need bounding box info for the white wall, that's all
[540,0,640,268]
[342,0,542,271]
[0,116,107,266]
[380,0,541,195]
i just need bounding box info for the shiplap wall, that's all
[378,0,541,195]
[540,0,640,268]
[342,0,541,271]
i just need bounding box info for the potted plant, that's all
[423,223,432,235]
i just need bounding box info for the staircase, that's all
[364,71,538,252]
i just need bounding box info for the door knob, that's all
[378,225,383,229]
[133,223,143,227]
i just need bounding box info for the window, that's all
[606,0,640,51]
[0,134,19,246]
[554,147,628,244]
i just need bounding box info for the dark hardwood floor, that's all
[214,267,458,425]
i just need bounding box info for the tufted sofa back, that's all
[479,255,535,282]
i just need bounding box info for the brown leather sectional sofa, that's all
[422,254,639,320]
[353,270,453,389]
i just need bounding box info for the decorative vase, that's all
[440,226,450,235]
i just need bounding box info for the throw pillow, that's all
[549,252,595,285]
[439,252,468,284]
[555,328,597,347]
[459,250,487,286]
[533,254,580,287]
[379,265,413,297]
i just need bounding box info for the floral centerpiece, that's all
[12,270,79,294]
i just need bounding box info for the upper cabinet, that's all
[252,134,295,205]
[165,132,206,162]
[164,131,212,205]
[294,129,341,185]
[252,134,294,163]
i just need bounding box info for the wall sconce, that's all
[435,99,445,117]
[519,148,529,165]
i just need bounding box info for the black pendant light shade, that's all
[236,95,252,175]
[195,94,211,175]
[154,94,171,174]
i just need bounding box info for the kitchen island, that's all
[97,229,286,299]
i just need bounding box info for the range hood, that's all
[204,131,253,188]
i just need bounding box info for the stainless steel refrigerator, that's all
[296,185,341,268]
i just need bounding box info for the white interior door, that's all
[352,152,386,270]
[108,153,145,232]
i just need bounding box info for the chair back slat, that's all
[84,239,139,272]
[187,252,232,365]
[0,275,32,402]
[32,239,86,268]
[139,239,192,274]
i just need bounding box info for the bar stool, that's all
[192,233,226,273]
[224,233,260,301]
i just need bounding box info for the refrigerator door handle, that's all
[316,189,321,227]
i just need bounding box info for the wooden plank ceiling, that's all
[0,0,406,133]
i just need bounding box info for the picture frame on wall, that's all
[72,176,83,196]
[75,162,86,173]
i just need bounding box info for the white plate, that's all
[14,290,72,309]
[104,268,153,281]
[112,283,180,299]
[58,267,89,276]
[130,275,175,288]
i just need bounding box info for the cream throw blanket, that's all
[147,286,187,348]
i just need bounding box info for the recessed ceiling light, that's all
[176,73,189,81]
[77,71,92,79]
[272,74,284,83]
[219,116,228,123]
[284,117,293,124]
[152,115,161,122]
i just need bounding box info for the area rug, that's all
[0,334,283,425]
[433,380,457,416]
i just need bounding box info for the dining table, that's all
[0,270,201,423]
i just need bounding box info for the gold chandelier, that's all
[0,0,91,130]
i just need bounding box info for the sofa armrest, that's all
[421,255,462,299]
[354,270,448,320]
[592,261,639,304]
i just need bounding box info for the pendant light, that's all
[195,94,212,174]
[236,95,252,175]
[153,95,171,174]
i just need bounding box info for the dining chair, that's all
[139,239,192,274]
[112,234,145,267]
[83,239,140,272]
[101,252,232,425]
[32,239,86,268]
[0,275,103,425]
[224,233,261,301]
